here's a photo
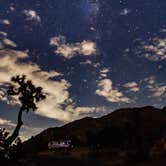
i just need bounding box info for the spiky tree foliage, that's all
[5,75,46,147]
[0,128,10,148]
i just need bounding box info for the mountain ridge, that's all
[22,105,166,154]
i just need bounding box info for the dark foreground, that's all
[2,106,166,166]
[1,147,166,166]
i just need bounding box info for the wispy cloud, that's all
[99,68,110,78]
[123,82,140,92]
[0,31,8,37]
[144,76,166,97]
[23,9,41,23]
[135,30,166,61]
[0,118,15,127]
[95,69,131,103]
[50,35,97,59]
[0,19,10,25]
[2,38,17,48]
[120,8,131,16]
[96,79,131,103]
[0,117,43,140]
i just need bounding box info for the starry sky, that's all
[0,0,166,140]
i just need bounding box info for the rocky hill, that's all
[22,106,166,158]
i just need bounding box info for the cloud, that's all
[0,87,9,104]
[144,76,156,85]
[65,105,110,121]
[135,32,166,61]
[80,60,101,69]
[120,8,131,16]
[0,118,15,127]
[0,31,8,37]
[152,86,166,97]
[0,19,10,25]
[0,38,17,50]
[123,82,140,92]
[144,76,166,97]
[2,38,17,48]
[39,104,109,122]
[0,117,43,140]
[9,6,15,11]
[50,35,97,59]
[0,48,110,123]
[80,60,93,65]
[99,68,110,78]
[96,79,131,103]
[20,126,43,140]
[23,9,41,23]
[96,69,131,103]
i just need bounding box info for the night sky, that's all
[0,0,166,140]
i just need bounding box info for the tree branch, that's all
[5,108,23,148]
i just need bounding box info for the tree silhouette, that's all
[0,128,10,147]
[5,75,46,148]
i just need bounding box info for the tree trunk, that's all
[5,108,23,148]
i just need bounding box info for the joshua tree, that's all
[5,75,46,148]
[0,128,10,147]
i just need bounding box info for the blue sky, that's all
[0,0,166,139]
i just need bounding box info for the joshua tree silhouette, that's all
[5,75,46,148]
